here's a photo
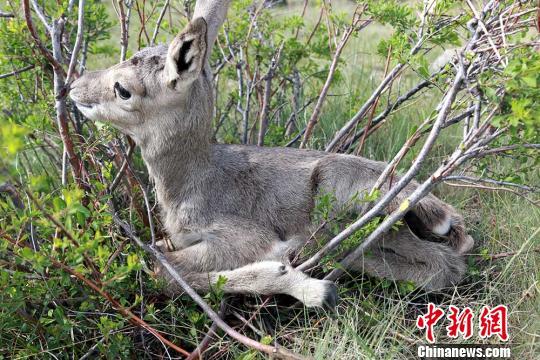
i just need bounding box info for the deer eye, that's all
[114,82,131,100]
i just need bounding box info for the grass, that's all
[77,0,540,358]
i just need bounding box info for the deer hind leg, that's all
[399,193,474,255]
[314,156,474,255]
[347,225,466,290]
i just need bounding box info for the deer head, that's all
[69,1,231,150]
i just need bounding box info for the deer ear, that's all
[165,17,207,89]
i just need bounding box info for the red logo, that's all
[416,303,445,343]
[446,305,474,339]
[416,303,509,343]
[479,305,509,341]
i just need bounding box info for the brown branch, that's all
[325,63,406,152]
[324,6,447,152]
[150,0,170,46]
[354,43,392,156]
[343,78,435,153]
[108,139,136,193]
[21,0,64,74]
[52,260,189,357]
[115,0,130,61]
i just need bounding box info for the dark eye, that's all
[114,82,131,100]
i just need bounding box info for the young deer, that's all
[70,0,473,308]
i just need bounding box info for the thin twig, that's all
[355,42,392,156]
[116,0,130,62]
[325,63,406,152]
[150,0,170,46]
[0,65,35,79]
[22,0,64,73]
[300,11,366,148]
[30,0,51,31]
[109,140,136,193]
[0,10,14,18]
[66,0,86,84]
[257,43,283,146]
[187,299,228,360]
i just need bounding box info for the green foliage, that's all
[214,0,340,144]
[496,49,540,141]
[473,47,540,185]
[365,0,416,33]
[310,189,385,273]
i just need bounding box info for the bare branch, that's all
[443,181,540,207]
[66,0,86,84]
[343,78,434,152]
[150,0,170,46]
[355,40,393,156]
[443,175,537,193]
[300,11,366,148]
[22,0,64,73]
[108,140,136,193]
[0,65,35,80]
[116,0,132,62]
[325,63,405,152]
[257,43,283,146]
[0,10,14,18]
[30,0,51,31]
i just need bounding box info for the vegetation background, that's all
[0,0,538,358]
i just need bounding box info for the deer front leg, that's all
[186,261,337,308]
[155,251,338,308]
[154,220,338,308]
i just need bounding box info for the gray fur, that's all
[69,1,473,307]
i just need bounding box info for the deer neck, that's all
[138,112,213,212]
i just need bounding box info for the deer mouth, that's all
[69,92,95,110]
[73,101,94,109]
[71,98,99,120]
